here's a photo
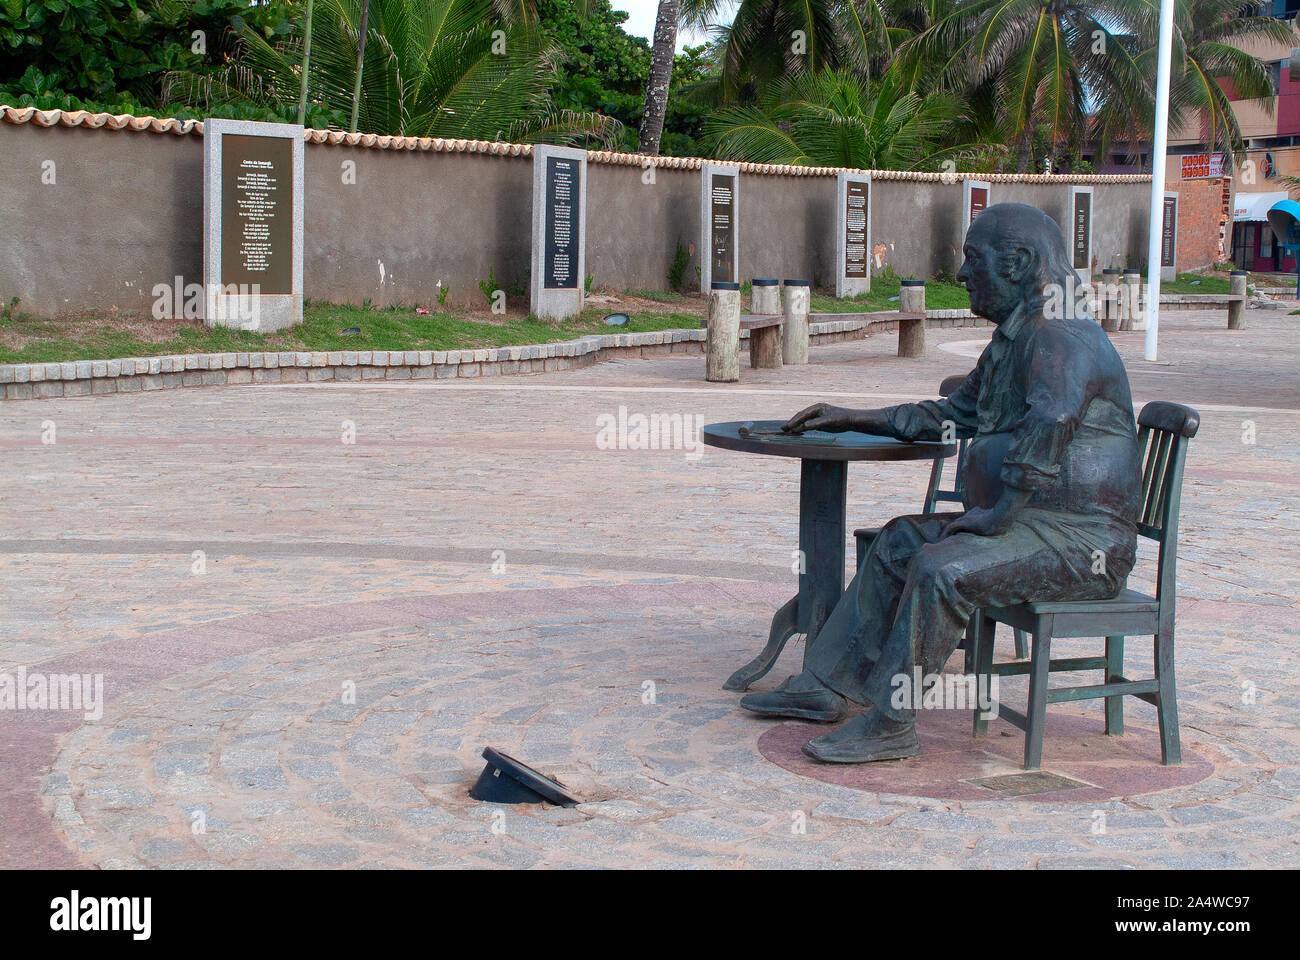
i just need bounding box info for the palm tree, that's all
[1161,0,1295,166]
[166,0,622,144]
[348,0,370,132]
[897,0,1152,172]
[639,0,683,153]
[701,67,973,169]
[297,0,315,125]
[714,0,891,101]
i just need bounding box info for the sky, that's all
[615,0,738,51]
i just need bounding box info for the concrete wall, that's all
[0,117,1157,317]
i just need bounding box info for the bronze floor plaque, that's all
[969,771,1093,797]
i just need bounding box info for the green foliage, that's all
[0,0,1288,175]
[667,239,690,292]
[159,0,622,143]
[532,0,717,155]
[704,68,968,169]
[0,0,296,115]
[479,268,498,306]
[437,284,450,307]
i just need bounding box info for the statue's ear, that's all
[1003,246,1034,284]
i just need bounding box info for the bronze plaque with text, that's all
[220,134,293,294]
[1161,197,1177,268]
[844,181,868,279]
[710,174,735,283]
[1072,192,1092,270]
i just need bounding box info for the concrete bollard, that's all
[1228,270,1248,330]
[707,281,741,382]
[1121,269,1142,332]
[751,278,781,315]
[898,280,926,357]
[1099,268,1120,333]
[749,278,783,370]
[782,279,810,364]
[1127,269,1147,331]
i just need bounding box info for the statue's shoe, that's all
[801,713,920,764]
[739,680,847,722]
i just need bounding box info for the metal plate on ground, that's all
[969,771,1093,797]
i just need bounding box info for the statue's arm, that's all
[999,327,1093,493]
[783,364,983,438]
[944,330,1090,539]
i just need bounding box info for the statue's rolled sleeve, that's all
[1000,328,1092,492]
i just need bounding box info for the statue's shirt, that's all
[880,301,1142,526]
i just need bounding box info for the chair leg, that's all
[1154,628,1182,765]
[1104,634,1125,735]
[1023,617,1053,770]
[1013,628,1028,660]
[971,614,995,736]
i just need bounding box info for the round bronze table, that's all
[702,420,957,692]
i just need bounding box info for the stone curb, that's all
[0,312,991,401]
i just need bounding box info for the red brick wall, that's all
[1166,176,1232,270]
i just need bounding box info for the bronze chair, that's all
[970,401,1199,769]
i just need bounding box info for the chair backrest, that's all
[924,374,971,512]
[1135,401,1199,612]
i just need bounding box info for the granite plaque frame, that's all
[530,145,587,320]
[203,118,304,332]
[1068,185,1094,281]
[700,164,739,291]
[962,180,991,241]
[1160,192,1178,282]
[835,173,871,298]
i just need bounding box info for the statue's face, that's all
[956,219,1021,323]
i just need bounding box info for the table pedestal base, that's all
[724,459,846,691]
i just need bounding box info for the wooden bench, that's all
[700,314,784,369]
[742,314,783,369]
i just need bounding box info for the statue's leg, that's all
[803,513,957,704]
[858,517,1130,726]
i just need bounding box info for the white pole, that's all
[1144,0,1177,361]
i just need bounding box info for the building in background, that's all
[1167,6,1300,271]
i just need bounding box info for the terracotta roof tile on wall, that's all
[1,104,1152,184]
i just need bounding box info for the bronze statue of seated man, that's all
[740,202,1141,763]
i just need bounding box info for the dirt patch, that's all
[0,314,214,351]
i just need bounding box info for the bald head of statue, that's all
[956,202,1081,325]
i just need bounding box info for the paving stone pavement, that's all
[1,312,1297,869]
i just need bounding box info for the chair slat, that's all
[1144,431,1173,530]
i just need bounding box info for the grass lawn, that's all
[0,299,703,365]
[810,275,972,313]
[1,277,986,366]
[1159,273,1232,295]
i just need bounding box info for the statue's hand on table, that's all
[783,404,889,434]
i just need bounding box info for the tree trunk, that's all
[1015,125,1033,174]
[349,0,370,133]
[637,0,681,156]
[297,0,315,125]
